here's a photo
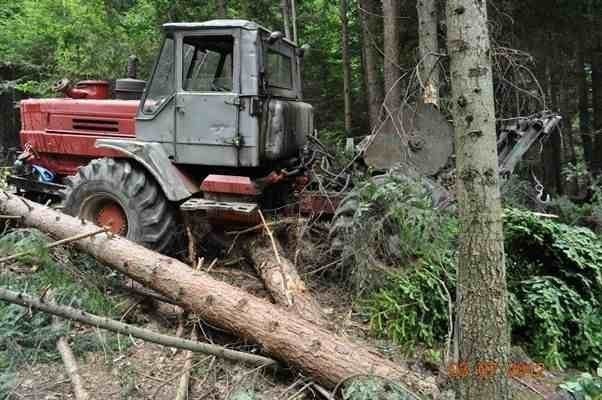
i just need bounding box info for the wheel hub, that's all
[95,201,128,235]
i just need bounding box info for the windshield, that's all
[182,35,233,92]
[142,36,175,114]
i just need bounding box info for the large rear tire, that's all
[62,158,177,253]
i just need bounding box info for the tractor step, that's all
[180,198,258,214]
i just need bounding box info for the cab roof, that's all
[162,19,297,46]
[163,19,268,32]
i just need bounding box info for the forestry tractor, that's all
[10,20,318,252]
[8,19,562,253]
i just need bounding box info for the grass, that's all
[0,228,127,397]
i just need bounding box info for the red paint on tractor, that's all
[20,98,138,175]
[95,200,128,235]
[200,175,259,196]
[64,80,110,99]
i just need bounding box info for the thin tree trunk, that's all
[592,37,602,175]
[216,0,227,18]
[358,0,384,131]
[291,0,298,43]
[417,0,440,105]
[340,0,353,148]
[382,0,402,112]
[446,0,510,398]
[543,36,564,195]
[281,0,291,39]
[0,195,438,397]
[577,25,593,170]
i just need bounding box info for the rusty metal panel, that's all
[200,174,259,195]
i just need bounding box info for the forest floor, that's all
[0,224,572,400]
[3,251,413,400]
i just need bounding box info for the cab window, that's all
[182,36,234,92]
[142,36,175,114]
[266,50,293,89]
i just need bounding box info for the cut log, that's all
[0,194,438,398]
[248,235,327,327]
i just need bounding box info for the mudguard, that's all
[95,139,198,201]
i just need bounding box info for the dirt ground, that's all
[6,258,383,400]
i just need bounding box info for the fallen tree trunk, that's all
[248,228,327,327]
[0,194,438,398]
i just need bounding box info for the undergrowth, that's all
[343,176,602,370]
[0,229,124,397]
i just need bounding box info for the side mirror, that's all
[267,31,284,44]
[297,44,311,58]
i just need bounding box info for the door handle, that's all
[176,104,185,114]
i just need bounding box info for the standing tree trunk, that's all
[358,0,384,131]
[416,0,440,105]
[543,36,564,195]
[340,0,353,149]
[216,0,227,18]
[577,26,593,170]
[592,39,602,175]
[382,0,402,112]
[446,0,510,399]
[281,0,291,39]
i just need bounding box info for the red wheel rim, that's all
[94,200,128,235]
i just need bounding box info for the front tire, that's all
[62,158,177,253]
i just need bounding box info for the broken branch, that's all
[0,287,276,367]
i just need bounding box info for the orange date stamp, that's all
[447,362,544,379]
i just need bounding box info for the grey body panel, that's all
[263,100,312,160]
[136,96,176,157]
[95,139,198,201]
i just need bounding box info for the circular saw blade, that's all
[406,102,454,176]
[362,102,454,176]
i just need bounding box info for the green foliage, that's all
[360,180,602,369]
[366,259,454,348]
[342,377,414,400]
[560,371,602,400]
[0,229,123,397]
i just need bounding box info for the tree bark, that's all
[542,38,564,195]
[339,0,353,150]
[382,0,402,112]
[577,25,593,170]
[340,0,353,147]
[358,0,383,132]
[248,236,327,327]
[216,0,227,18]
[592,37,602,175]
[0,195,438,398]
[416,0,440,105]
[446,0,510,399]
[281,0,291,39]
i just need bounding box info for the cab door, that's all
[174,31,241,167]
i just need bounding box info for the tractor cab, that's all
[135,20,311,168]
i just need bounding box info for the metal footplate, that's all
[180,198,258,214]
